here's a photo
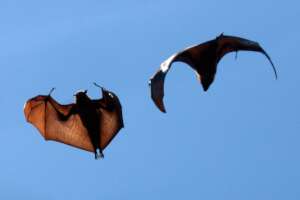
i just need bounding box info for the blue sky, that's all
[0,0,299,199]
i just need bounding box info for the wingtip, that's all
[159,106,167,113]
[268,57,278,80]
[259,46,278,80]
[153,99,167,113]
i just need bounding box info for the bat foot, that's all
[99,152,104,159]
[94,150,104,160]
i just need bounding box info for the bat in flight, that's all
[149,33,278,113]
[24,83,124,159]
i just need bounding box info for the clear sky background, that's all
[0,0,299,199]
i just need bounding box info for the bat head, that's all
[74,90,89,103]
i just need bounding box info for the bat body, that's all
[149,34,277,112]
[24,87,124,159]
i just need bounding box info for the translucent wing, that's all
[24,95,94,152]
[93,89,124,149]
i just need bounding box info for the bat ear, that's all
[84,90,88,94]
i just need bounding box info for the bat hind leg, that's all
[99,149,104,158]
[94,149,104,160]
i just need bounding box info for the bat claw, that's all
[94,82,108,93]
[93,82,103,89]
[48,87,55,96]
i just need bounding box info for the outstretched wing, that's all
[24,95,95,152]
[217,35,277,78]
[149,34,277,113]
[93,89,124,150]
[149,41,214,113]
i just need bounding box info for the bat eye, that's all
[108,93,114,98]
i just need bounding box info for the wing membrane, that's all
[93,91,124,149]
[24,95,94,152]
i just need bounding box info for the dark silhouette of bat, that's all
[24,83,124,159]
[149,33,277,113]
